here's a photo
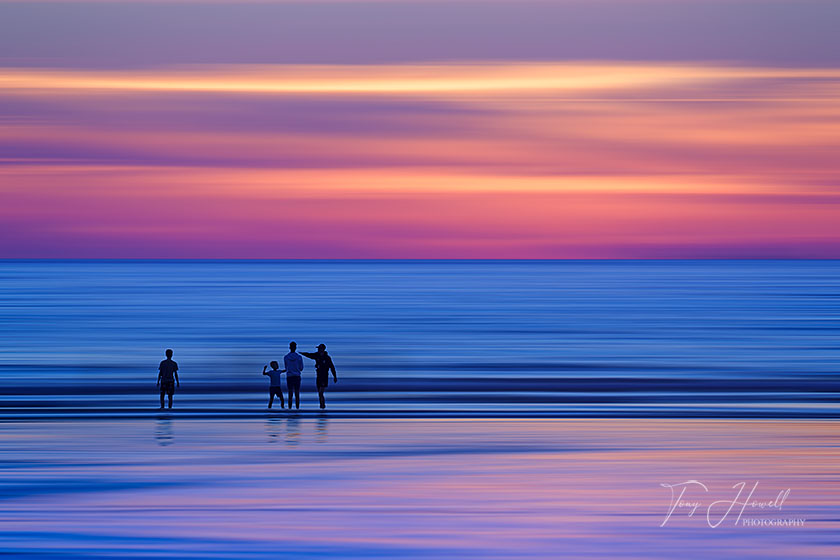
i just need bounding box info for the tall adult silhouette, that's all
[156,348,180,409]
[301,344,337,409]
[284,341,304,409]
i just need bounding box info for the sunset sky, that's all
[1,0,839,258]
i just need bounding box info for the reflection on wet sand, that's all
[265,415,282,444]
[154,415,173,446]
[285,415,301,447]
[1,418,837,559]
[316,413,328,443]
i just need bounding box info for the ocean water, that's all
[0,260,838,417]
[1,261,838,558]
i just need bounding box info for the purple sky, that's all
[1,1,839,258]
[3,1,839,68]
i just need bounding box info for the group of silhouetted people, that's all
[156,342,338,410]
[262,341,338,409]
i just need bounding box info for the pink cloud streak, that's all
[1,62,839,257]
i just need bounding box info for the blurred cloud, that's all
[3,63,840,95]
[1,3,839,257]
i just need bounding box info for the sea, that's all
[1,260,838,558]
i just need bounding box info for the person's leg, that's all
[160,389,165,408]
[288,378,299,409]
[268,389,274,408]
[168,393,173,408]
[277,388,285,409]
[317,375,328,408]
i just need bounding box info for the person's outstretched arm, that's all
[300,351,317,359]
[263,365,268,376]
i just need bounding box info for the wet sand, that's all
[1,418,837,558]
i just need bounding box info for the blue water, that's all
[2,261,839,559]
[1,260,838,417]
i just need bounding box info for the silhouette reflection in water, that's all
[154,416,173,446]
[285,415,301,447]
[316,413,329,443]
[265,415,283,443]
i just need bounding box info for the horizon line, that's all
[2,257,839,262]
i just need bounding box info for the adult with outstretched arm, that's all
[301,343,337,409]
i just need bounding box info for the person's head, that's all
[317,343,326,352]
[289,341,297,351]
[270,360,279,370]
[165,348,173,358]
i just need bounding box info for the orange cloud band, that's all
[3,63,840,96]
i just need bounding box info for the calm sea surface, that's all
[1,261,838,557]
[0,260,837,417]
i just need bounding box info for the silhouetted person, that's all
[157,348,179,409]
[284,341,304,409]
[301,344,337,409]
[262,360,285,409]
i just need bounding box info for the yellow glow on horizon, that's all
[0,163,814,197]
[3,63,840,96]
